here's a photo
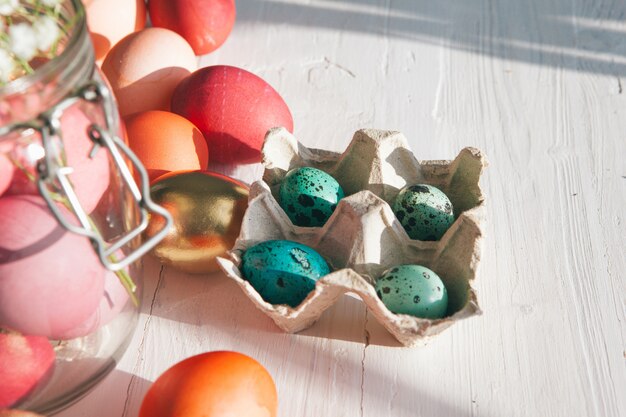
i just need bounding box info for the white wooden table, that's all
[59,0,626,416]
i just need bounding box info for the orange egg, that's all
[102,28,197,117]
[124,111,209,181]
[139,351,278,417]
[85,0,146,64]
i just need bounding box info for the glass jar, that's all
[0,0,171,414]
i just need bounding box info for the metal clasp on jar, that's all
[0,79,172,272]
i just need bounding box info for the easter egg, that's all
[124,111,209,181]
[0,154,13,197]
[148,0,236,55]
[145,171,249,274]
[0,332,55,408]
[55,270,130,340]
[171,65,293,164]
[278,167,344,227]
[375,265,448,319]
[139,351,277,417]
[241,240,330,307]
[7,105,110,213]
[392,184,454,241]
[85,0,146,64]
[102,28,197,117]
[0,196,105,339]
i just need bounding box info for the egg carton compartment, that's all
[217,128,487,346]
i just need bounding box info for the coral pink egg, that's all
[0,333,55,408]
[0,196,105,339]
[86,0,147,64]
[56,270,130,340]
[124,111,209,181]
[0,154,14,197]
[7,105,110,213]
[102,28,197,117]
[148,0,235,55]
[171,66,293,164]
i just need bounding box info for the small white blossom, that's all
[41,0,63,7]
[0,48,15,83]
[9,23,38,61]
[33,16,60,52]
[0,0,18,16]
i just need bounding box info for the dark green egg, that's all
[278,167,344,227]
[392,184,454,241]
[241,240,330,307]
[375,265,448,319]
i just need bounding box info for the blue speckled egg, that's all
[392,184,454,241]
[375,265,448,319]
[278,167,345,227]
[241,240,330,307]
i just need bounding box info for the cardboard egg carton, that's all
[216,128,486,346]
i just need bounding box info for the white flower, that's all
[0,48,15,83]
[9,23,38,61]
[33,16,60,52]
[0,0,18,16]
[41,0,63,6]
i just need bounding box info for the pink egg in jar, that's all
[6,104,111,213]
[0,195,106,340]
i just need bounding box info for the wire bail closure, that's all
[1,79,172,272]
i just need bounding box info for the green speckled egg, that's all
[278,167,345,227]
[241,240,330,307]
[392,184,454,241]
[375,265,448,319]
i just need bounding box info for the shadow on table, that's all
[236,0,626,77]
[142,257,403,347]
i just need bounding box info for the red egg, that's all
[7,105,110,213]
[171,66,293,164]
[148,0,235,55]
[0,196,105,339]
[0,332,55,409]
[124,110,209,181]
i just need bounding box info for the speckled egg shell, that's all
[392,184,454,241]
[241,240,330,307]
[375,265,448,319]
[278,167,344,227]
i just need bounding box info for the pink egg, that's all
[0,154,14,197]
[0,195,105,339]
[7,105,110,213]
[102,28,197,117]
[56,270,130,340]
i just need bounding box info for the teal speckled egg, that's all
[392,184,454,241]
[278,167,345,227]
[241,240,330,307]
[375,265,448,319]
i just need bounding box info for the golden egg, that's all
[145,171,249,274]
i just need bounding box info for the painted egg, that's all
[241,240,330,307]
[102,28,197,117]
[0,332,55,408]
[55,269,130,340]
[148,0,236,55]
[0,196,105,339]
[0,154,13,197]
[139,351,277,417]
[171,65,293,164]
[145,171,249,274]
[278,167,344,227]
[7,105,110,213]
[392,184,454,241]
[124,111,209,181]
[375,265,448,319]
[85,0,146,64]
